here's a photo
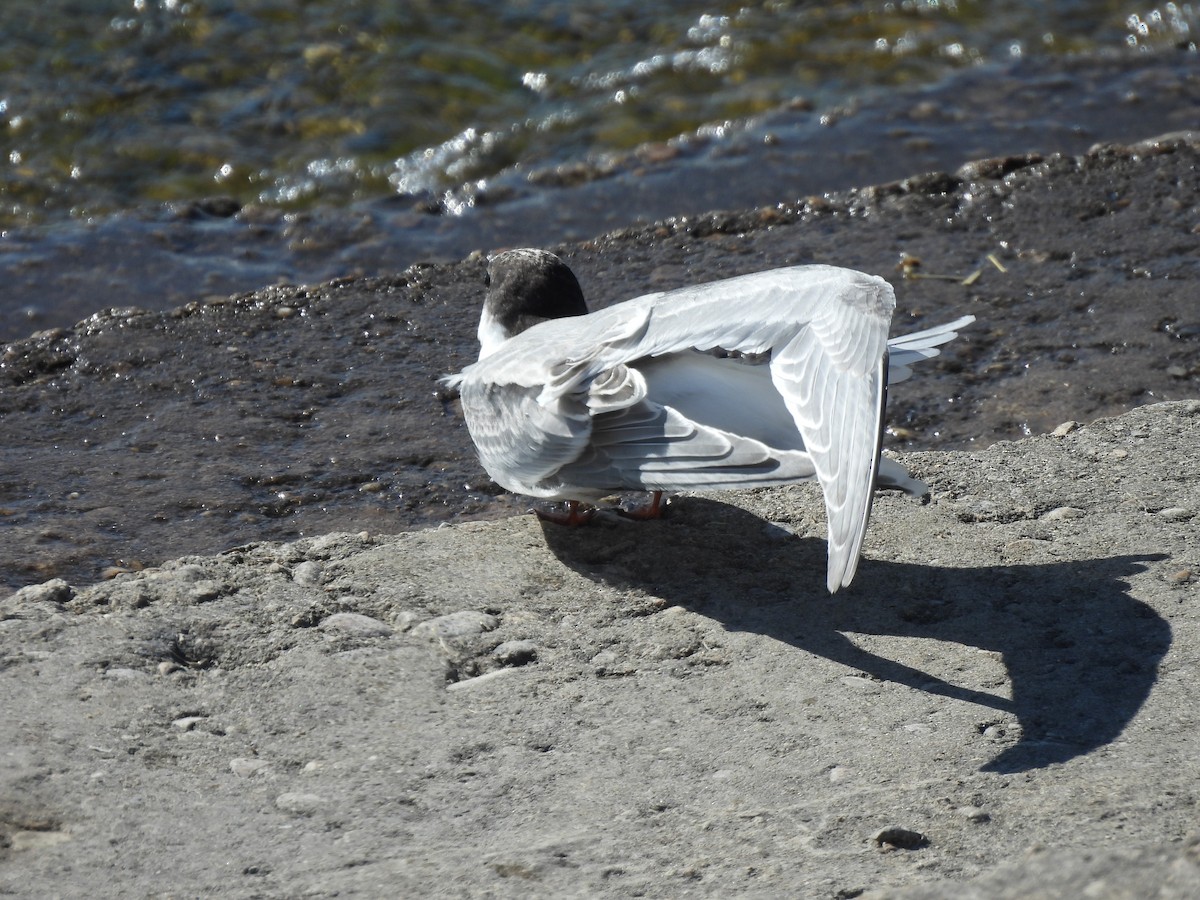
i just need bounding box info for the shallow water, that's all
[3,1,1191,224]
[0,1,1196,340]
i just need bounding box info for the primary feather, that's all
[445,249,972,593]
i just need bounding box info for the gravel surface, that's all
[2,400,1198,898]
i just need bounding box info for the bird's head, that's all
[478,249,589,358]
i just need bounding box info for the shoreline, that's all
[3,133,1199,594]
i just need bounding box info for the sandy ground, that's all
[3,399,1198,898]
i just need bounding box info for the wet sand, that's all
[2,133,1199,594]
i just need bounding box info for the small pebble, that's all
[592,650,637,677]
[1051,421,1081,437]
[275,792,326,816]
[1043,506,1085,521]
[493,640,538,666]
[872,826,928,850]
[839,675,880,691]
[591,648,620,667]
[230,758,269,778]
[172,716,207,732]
[188,580,221,602]
[392,610,417,632]
[292,561,323,585]
[446,668,518,692]
[958,806,991,823]
[952,497,1001,523]
[318,612,392,637]
[9,829,71,851]
[412,610,499,640]
[308,532,366,554]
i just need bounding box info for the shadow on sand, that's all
[540,495,1171,774]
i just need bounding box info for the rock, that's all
[9,578,73,606]
[172,716,207,732]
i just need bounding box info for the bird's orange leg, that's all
[534,499,596,526]
[617,490,666,520]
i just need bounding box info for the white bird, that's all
[444,249,973,592]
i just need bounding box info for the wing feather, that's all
[768,281,891,591]
[888,314,975,383]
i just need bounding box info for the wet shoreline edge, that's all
[1,132,1198,593]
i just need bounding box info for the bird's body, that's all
[444,249,973,592]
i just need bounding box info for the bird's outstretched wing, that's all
[454,265,895,591]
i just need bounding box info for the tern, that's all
[444,249,973,592]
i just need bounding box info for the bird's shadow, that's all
[539,496,1171,774]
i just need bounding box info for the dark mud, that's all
[2,133,1198,594]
